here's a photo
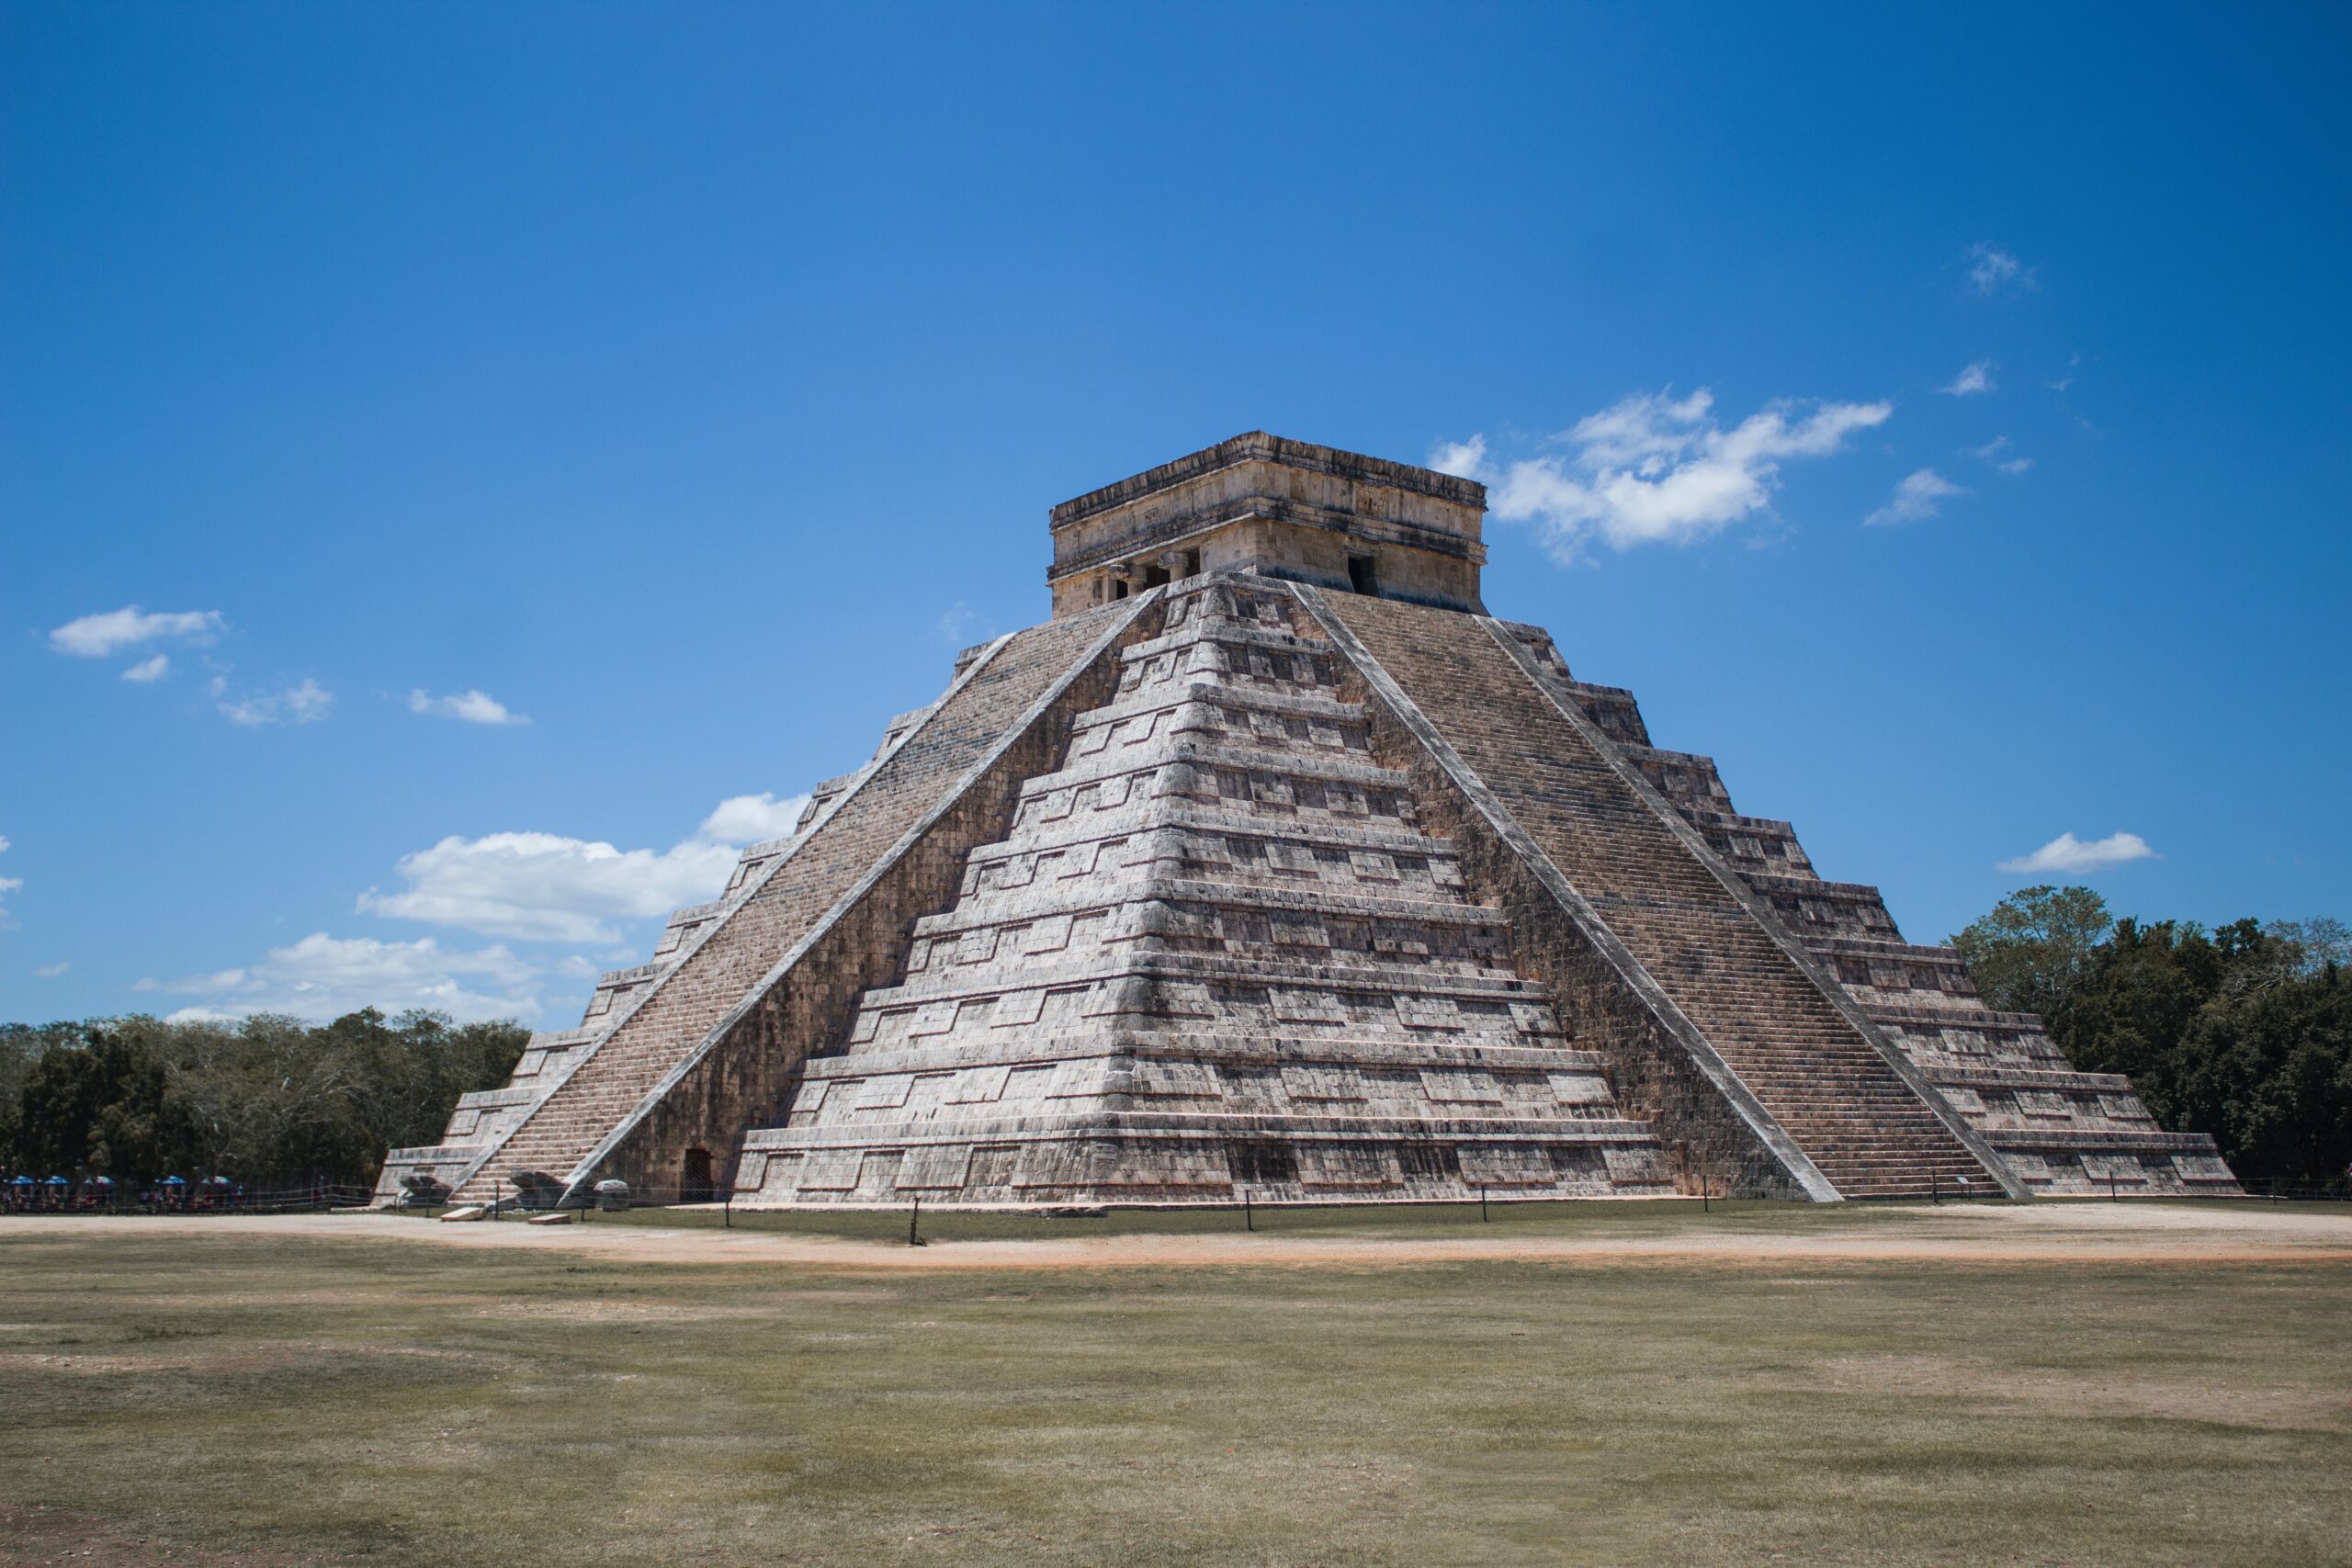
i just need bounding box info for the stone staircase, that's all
[447,599,1148,1202]
[1314,588,2005,1200]
[1492,622,2238,1199]
[734,576,1672,1207]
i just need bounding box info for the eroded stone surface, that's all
[1495,621,2238,1199]
[738,578,1670,1206]
[379,433,2236,1207]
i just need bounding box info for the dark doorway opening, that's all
[1397,1142,1459,1180]
[681,1146,716,1203]
[1347,555,1379,595]
[1142,564,1171,588]
[1227,1141,1297,1185]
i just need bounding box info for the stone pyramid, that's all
[378,433,2238,1208]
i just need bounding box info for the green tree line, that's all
[1951,888,2351,1188]
[6,892,2345,1191]
[0,1009,526,1188]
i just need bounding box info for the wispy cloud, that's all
[1999,831,2157,875]
[939,603,979,645]
[32,962,68,978]
[0,837,15,923]
[1967,243,2036,295]
[1968,436,2033,476]
[144,932,549,1026]
[120,653,172,683]
[1863,468,1967,526]
[1434,388,1891,560]
[48,605,224,659]
[407,688,528,726]
[1939,360,1996,396]
[220,678,333,727]
[356,792,809,944]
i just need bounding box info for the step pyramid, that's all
[380,432,2236,1207]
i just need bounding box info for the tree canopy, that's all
[1951,892,2351,1188]
[0,1010,526,1187]
[1948,884,2114,1019]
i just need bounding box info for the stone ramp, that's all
[452,598,1150,1202]
[1310,588,2012,1201]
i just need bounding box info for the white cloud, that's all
[1428,435,1490,480]
[120,653,173,683]
[48,605,224,658]
[1863,468,1968,526]
[358,833,739,943]
[695,792,812,846]
[1940,360,1996,396]
[1999,831,2159,875]
[0,834,10,851]
[1967,243,2035,295]
[146,932,548,1025]
[408,688,528,726]
[220,678,333,727]
[1455,389,1892,559]
[939,603,979,645]
[356,792,808,944]
[1967,435,2034,476]
[32,962,68,978]
[0,874,19,922]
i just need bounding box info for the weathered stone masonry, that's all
[379,431,2237,1206]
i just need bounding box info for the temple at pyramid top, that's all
[1046,432,1488,618]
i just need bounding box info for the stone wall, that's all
[1047,433,1487,617]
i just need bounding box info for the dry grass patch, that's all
[1787,1350,2352,1432]
[2,1217,2348,1566]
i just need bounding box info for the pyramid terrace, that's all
[379,434,2239,1209]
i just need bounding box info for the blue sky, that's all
[4,2,2346,1029]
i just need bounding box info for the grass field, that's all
[3,1203,2348,1565]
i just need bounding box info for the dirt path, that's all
[6,1202,2351,1271]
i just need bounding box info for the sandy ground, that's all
[5,1201,2350,1270]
